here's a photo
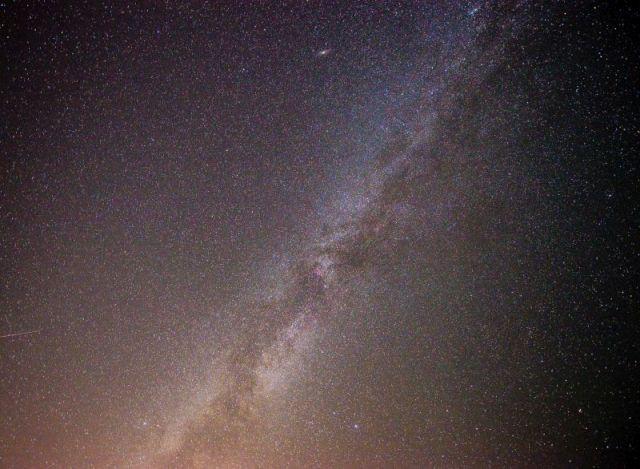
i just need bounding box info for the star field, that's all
[1,1,638,467]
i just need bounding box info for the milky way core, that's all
[1,1,638,467]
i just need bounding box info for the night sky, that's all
[1,1,638,467]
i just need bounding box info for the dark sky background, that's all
[1,1,638,467]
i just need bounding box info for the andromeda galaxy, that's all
[1,1,637,467]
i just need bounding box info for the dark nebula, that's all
[1,1,638,467]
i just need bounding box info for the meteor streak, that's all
[0,330,41,339]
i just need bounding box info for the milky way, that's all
[1,1,638,467]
